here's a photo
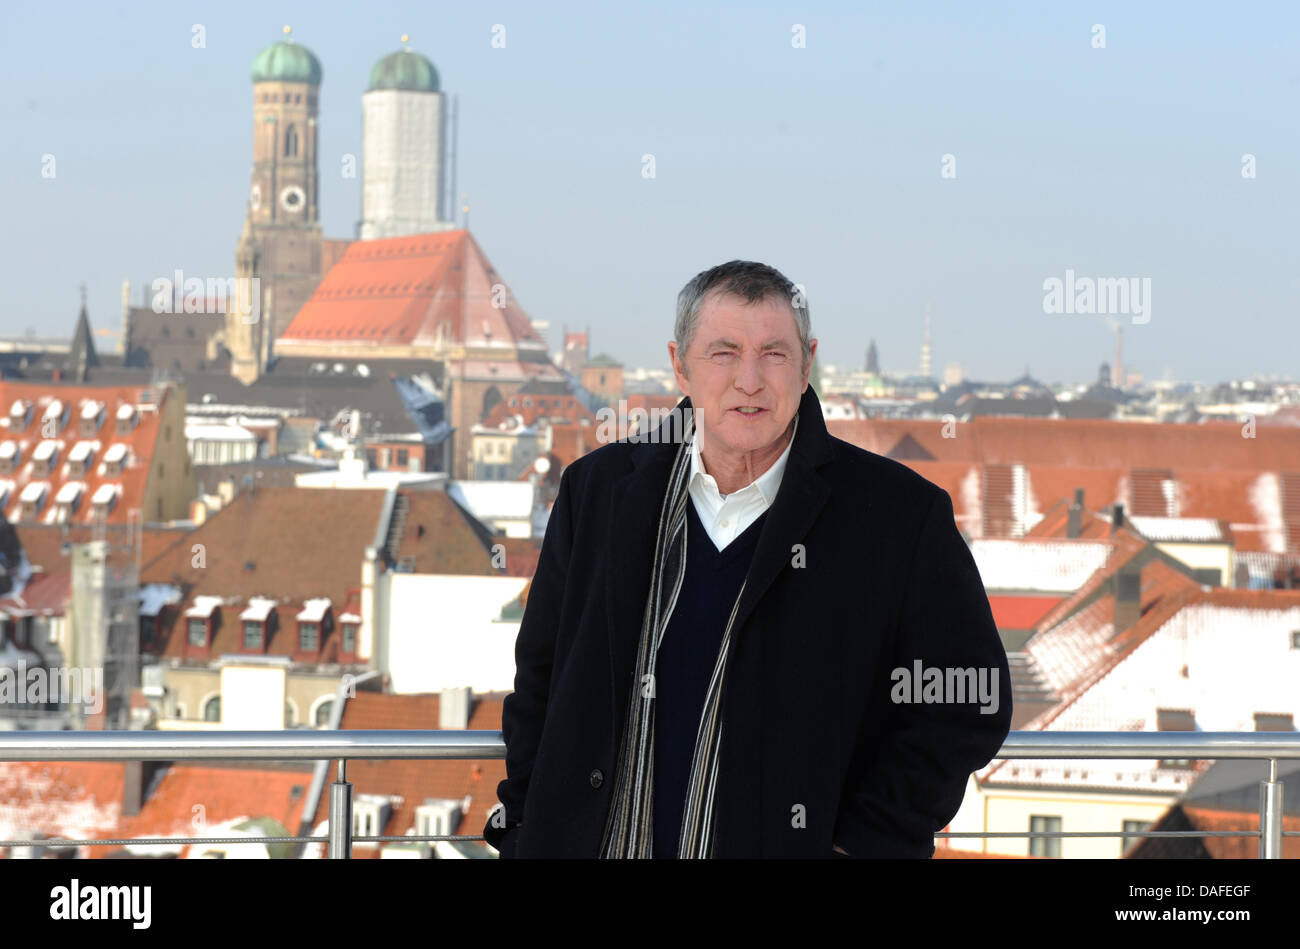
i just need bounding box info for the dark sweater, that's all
[653,498,768,857]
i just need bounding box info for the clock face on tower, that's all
[250,185,261,211]
[280,185,305,213]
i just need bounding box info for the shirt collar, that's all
[690,411,799,503]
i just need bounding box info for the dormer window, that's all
[8,400,30,431]
[18,481,47,520]
[103,443,128,476]
[41,400,65,437]
[116,403,137,435]
[296,598,330,656]
[30,440,58,477]
[184,596,223,651]
[67,441,94,477]
[341,622,358,654]
[240,597,277,652]
[79,400,104,437]
[352,795,393,843]
[91,483,118,522]
[0,441,18,475]
[416,799,465,841]
[53,482,84,523]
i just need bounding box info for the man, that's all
[485,260,1011,858]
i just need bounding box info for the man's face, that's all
[668,290,815,465]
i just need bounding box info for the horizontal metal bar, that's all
[937,831,1259,838]
[0,729,506,762]
[0,834,486,848]
[0,730,1297,763]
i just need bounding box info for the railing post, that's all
[328,758,353,859]
[1259,758,1283,860]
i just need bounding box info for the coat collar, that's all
[605,385,836,704]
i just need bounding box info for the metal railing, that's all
[0,730,1293,857]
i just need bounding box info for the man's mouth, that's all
[731,407,766,416]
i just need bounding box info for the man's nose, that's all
[734,353,764,392]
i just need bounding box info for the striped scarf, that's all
[600,407,748,858]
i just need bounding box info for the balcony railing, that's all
[0,730,1293,858]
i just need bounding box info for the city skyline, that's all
[3,1,1295,384]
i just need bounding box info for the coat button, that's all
[589,769,604,789]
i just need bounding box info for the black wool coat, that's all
[484,385,1011,858]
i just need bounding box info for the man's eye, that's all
[710,352,736,361]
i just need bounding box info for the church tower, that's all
[244,26,323,352]
[228,211,266,384]
[360,36,454,239]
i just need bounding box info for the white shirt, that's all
[688,413,799,551]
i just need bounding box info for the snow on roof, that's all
[54,482,84,505]
[116,402,136,420]
[338,612,362,623]
[67,441,96,463]
[8,400,26,416]
[185,595,225,618]
[91,483,119,506]
[185,423,257,442]
[103,443,127,464]
[446,481,536,520]
[969,539,1112,593]
[241,597,278,622]
[42,399,63,419]
[80,400,103,420]
[31,440,57,462]
[139,583,182,618]
[1128,516,1228,543]
[18,481,47,504]
[296,598,331,622]
[0,442,16,460]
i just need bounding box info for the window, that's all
[1121,820,1152,856]
[1291,630,1300,649]
[188,618,206,647]
[243,621,263,650]
[315,699,333,726]
[203,695,221,722]
[299,622,318,651]
[140,615,155,648]
[1029,816,1061,857]
[396,449,408,467]
[285,125,299,157]
[366,450,378,467]
[342,623,358,653]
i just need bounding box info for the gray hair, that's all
[674,260,811,374]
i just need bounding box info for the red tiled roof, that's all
[86,764,313,858]
[0,381,173,526]
[305,691,508,856]
[829,417,1300,471]
[987,594,1066,629]
[140,485,386,661]
[279,230,545,353]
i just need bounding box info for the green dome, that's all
[368,48,440,92]
[251,40,322,85]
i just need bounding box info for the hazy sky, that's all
[3,1,1296,384]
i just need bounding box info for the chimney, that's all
[1111,502,1125,535]
[1112,563,1142,634]
[123,760,145,817]
[439,686,472,730]
[123,761,164,817]
[1067,488,1084,538]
